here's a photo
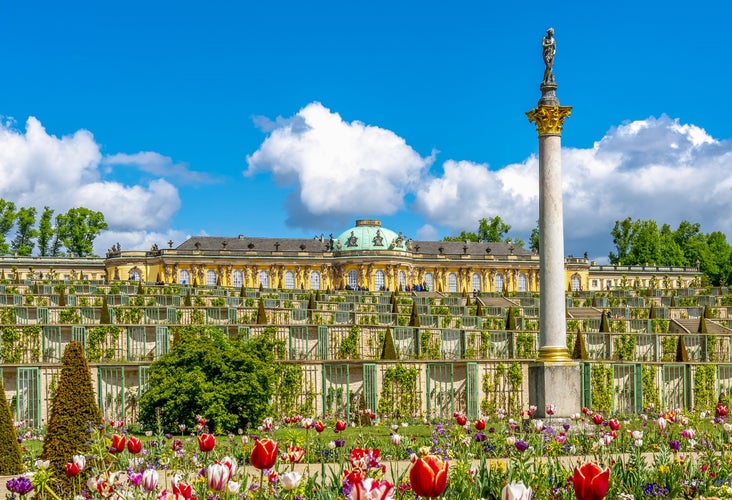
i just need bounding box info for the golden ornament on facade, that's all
[526,105,572,136]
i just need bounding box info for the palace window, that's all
[374,270,385,291]
[399,271,406,290]
[347,270,359,288]
[285,270,295,289]
[471,273,481,293]
[232,270,243,288]
[179,270,190,285]
[129,270,141,281]
[448,272,458,293]
[310,271,321,290]
[518,273,528,292]
[495,273,504,293]
[571,275,581,292]
[259,270,270,288]
[424,272,434,291]
[206,270,216,286]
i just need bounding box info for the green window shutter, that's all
[363,363,378,413]
[237,326,250,340]
[227,308,238,324]
[16,367,41,427]
[581,362,592,409]
[155,326,169,359]
[72,326,87,354]
[685,365,693,409]
[138,366,150,397]
[466,362,480,420]
[37,307,49,324]
[317,326,330,360]
[633,363,643,413]
[165,308,177,324]
[42,326,62,363]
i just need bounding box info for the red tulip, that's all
[474,418,486,431]
[287,445,306,463]
[127,436,142,454]
[173,482,193,499]
[608,418,620,431]
[65,462,80,477]
[716,403,728,418]
[573,462,610,500]
[409,454,448,498]
[592,414,604,426]
[250,438,278,470]
[455,414,467,426]
[335,420,347,432]
[198,433,216,452]
[315,420,325,433]
[109,434,126,454]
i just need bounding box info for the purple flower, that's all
[128,472,143,487]
[488,427,496,433]
[334,439,346,448]
[563,423,571,431]
[474,432,487,442]
[515,440,529,452]
[668,439,681,451]
[7,477,34,495]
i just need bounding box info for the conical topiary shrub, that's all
[0,375,23,474]
[599,310,611,333]
[572,329,588,360]
[698,315,708,333]
[475,300,483,317]
[307,293,316,321]
[41,341,102,489]
[704,305,712,319]
[649,305,657,319]
[100,295,111,324]
[137,279,144,295]
[409,301,420,328]
[675,335,689,362]
[670,295,677,307]
[256,297,268,324]
[240,285,246,298]
[505,307,517,330]
[380,327,398,360]
[315,289,321,302]
[184,289,192,307]
[58,285,67,307]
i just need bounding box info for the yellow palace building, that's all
[98,219,700,293]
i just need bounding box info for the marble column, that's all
[526,41,578,417]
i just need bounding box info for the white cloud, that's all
[103,151,218,184]
[414,115,732,257]
[415,224,439,240]
[0,116,183,254]
[96,228,189,256]
[246,102,433,228]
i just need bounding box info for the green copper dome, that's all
[335,220,410,252]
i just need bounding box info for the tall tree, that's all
[37,206,54,256]
[444,216,514,243]
[51,213,64,256]
[529,220,540,253]
[11,206,37,256]
[55,207,108,256]
[0,199,16,254]
[478,216,511,242]
[609,217,634,264]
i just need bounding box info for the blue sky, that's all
[1,0,731,262]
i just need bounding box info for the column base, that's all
[529,361,581,418]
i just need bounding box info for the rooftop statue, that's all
[542,27,556,85]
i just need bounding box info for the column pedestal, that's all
[529,361,581,418]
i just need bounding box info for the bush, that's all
[0,374,22,474]
[41,341,102,487]
[139,325,277,433]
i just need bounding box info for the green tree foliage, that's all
[37,206,54,256]
[609,217,732,286]
[41,341,102,486]
[0,374,23,474]
[11,207,37,256]
[409,301,420,327]
[529,220,540,253]
[138,326,277,432]
[55,207,108,257]
[0,199,16,254]
[100,295,111,324]
[256,297,268,324]
[444,216,519,244]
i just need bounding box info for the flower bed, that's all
[6,406,732,499]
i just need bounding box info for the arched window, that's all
[179,270,190,285]
[518,273,528,292]
[374,270,385,291]
[206,270,216,286]
[284,270,295,289]
[259,270,270,288]
[310,271,321,290]
[347,269,359,288]
[448,272,458,293]
[232,270,243,288]
[129,269,141,281]
[424,272,434,291]
[571,275,581,292]
[398,271,406,290]
[471,273,482,293]
[495,273,505,293]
